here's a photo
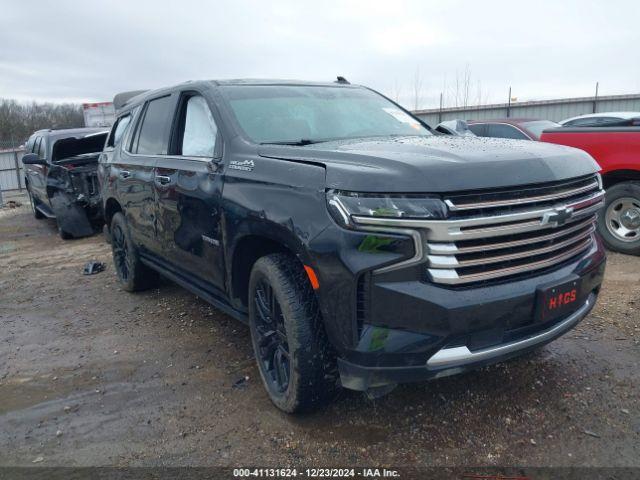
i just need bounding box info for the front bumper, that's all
[331,238,606,391]
[339,291,597,390]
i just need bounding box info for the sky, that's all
[1,0,639,110]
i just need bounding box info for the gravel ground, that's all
[0,194,638,468]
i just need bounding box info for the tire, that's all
[248,253,337,413]
[597,182,640,255]
[103,224,112,245]
[110,212,159,291]
[28,189,45,220]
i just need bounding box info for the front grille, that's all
[426,174,604,286]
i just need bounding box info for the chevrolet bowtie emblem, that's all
[541,206,574,227]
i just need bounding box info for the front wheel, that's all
[110,212,159,291]
[248,254,337,413]
[597,182,640,255]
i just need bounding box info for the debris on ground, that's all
[232,376,250,389]
[83,261,106,275]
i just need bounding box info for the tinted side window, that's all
[133,96,173,155]
[25,136,35,153]
[180,96,218,157]
[486,124,528,140]
[108,114,132,147]
[565,117,597,127]
[467,124,486,136]
[36,137,47,158]
[596,117,625,126]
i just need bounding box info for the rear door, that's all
[28,136,49,203]
[154,91,225,289]
[117,94,176,254]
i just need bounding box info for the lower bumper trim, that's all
[426,293,595,368]
[338,291,597,391]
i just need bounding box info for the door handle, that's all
[155,175,171,185]
[119,170,131,179]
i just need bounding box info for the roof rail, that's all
[113,90,148,111]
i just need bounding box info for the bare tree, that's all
[461,64,471,107]
[443,65,487,108]
[475,79,490,105]
[0,99,84,145]
[391,79,403,105]
[412,67,424,111]
[450,64,472,107]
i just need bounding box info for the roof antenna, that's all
[335,76,350,84]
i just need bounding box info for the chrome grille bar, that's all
[428,236,594,285]
[428,224,595,268]
[427,217,596,255]
[445,178,600,211]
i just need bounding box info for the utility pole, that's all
[593,82,599,114]
[438,92,443,123]
[507,87,512,118]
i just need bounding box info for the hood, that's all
[258,135,600,193]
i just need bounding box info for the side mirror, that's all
[22,153,47,165]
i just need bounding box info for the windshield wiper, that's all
[260,139,321,146]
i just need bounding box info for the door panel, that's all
[29,137,48,203]
[113,153,161,253]
[154,156,225,289]
[119,95,175,254]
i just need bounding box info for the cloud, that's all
[0,0,638,108]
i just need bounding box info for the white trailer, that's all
[82,102,115,127]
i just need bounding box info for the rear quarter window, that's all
[36,137,47,158]
[132,95,173,155]
[107,114,132,148]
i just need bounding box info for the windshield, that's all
[522,120,560,139]
[220,85,431,144]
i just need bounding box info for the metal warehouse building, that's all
[413,93,640,126]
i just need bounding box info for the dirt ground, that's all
[0,192,638,468]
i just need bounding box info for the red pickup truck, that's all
[541,127,640,255]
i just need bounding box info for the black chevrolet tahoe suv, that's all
[23,128,107,238]
[99,79,606,413]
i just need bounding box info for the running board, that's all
[139,255,248,324]
[35,204,56,218]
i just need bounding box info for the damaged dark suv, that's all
[23,128,107,238]
[100,79,606,413]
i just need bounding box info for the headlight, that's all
[327,190,447,228]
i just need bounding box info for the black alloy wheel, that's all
[253,278,291,394]
[112,222,131,283]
